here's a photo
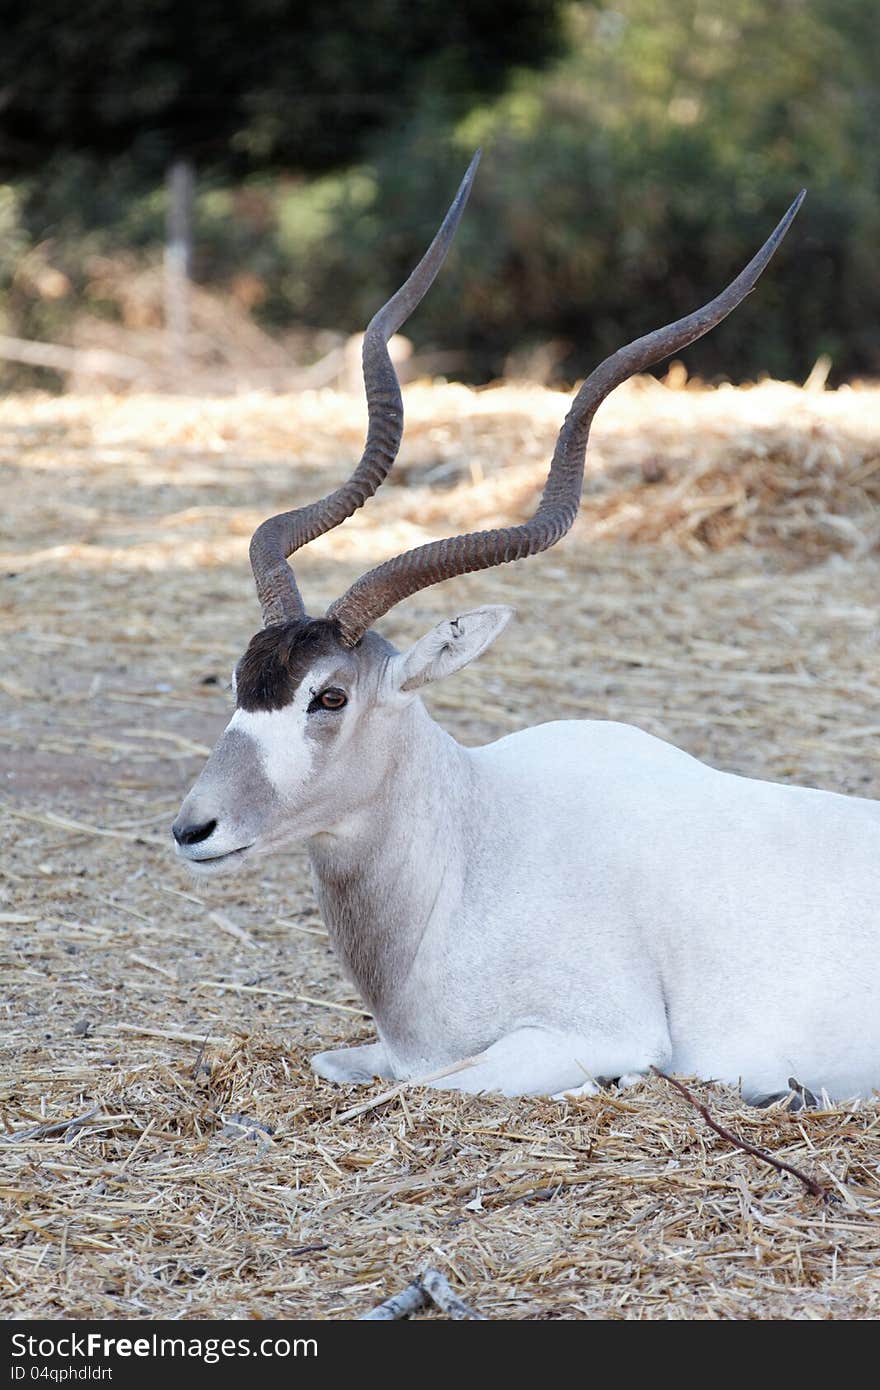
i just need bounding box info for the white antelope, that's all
[173,157,879,1103]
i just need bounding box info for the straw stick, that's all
[333,1058,477,1123]
[651,1069,833,1201]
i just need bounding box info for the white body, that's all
[175,607,880,1101]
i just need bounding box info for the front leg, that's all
[311,1040,393,1084]
[424,1028,623,1098]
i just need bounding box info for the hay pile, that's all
[1,377,879,1320]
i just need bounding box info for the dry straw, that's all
[1,375,879,1319]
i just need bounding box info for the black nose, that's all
[172,817,217,847]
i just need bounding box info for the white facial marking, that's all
[229,703,314,801]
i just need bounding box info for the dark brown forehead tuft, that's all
[235,618,346,713]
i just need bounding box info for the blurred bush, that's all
[1,0,878,386]
[284,0,880,383]
[0,0,563,177]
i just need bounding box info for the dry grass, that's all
[1,376,879,1321]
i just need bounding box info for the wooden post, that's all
[164,157,194,372]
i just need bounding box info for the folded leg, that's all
[311,1040,393,1084]
[424,1028,655,1098]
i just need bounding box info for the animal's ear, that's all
[388,606,515,694]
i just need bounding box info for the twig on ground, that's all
[0,1107,100,1144]
[506,1182,565,1208]
[296,992,371,1017]
[360,1267,486,1321]
[651,1067,833,1201]
[116,1023,231,1045]
[198,980,370,1016]
[190,1031,212,1080]
[420,1268,487,1320]
[208,910,257,948]
[360,1279,428,1321]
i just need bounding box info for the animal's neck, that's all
[307,701,473,1015]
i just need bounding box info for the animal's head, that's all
[173,605,512,872]
[172,152,803,873]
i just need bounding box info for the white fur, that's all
[230,704,314,799]
[175,606,880,1101]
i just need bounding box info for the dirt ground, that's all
[2,379,879,1320]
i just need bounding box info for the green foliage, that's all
[1,0,878,384]
[278,0,880,382]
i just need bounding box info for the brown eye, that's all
[318,688,347,711]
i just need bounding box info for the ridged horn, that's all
[327,190,806,645]
[248,151,481,625]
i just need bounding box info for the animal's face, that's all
[171,606,513,874]
[172,620,398,874]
